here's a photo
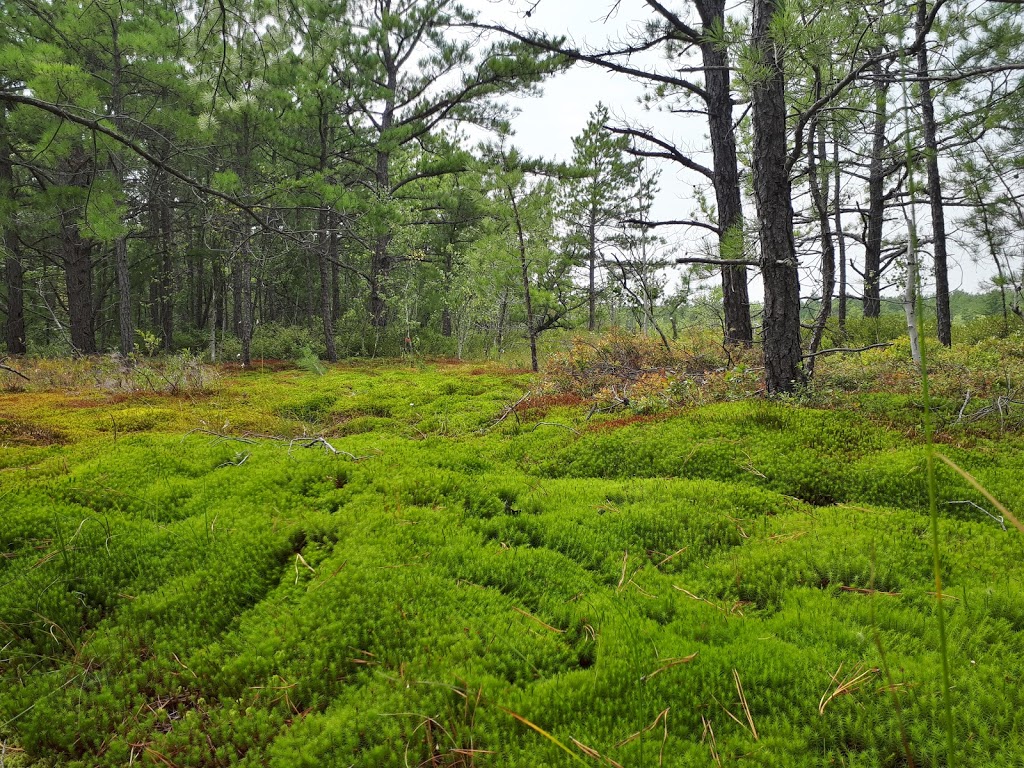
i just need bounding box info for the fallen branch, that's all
[479,390,530,433]
[802,343,893,360]
[946,500,1006,531]
[288,436,364,460]
[0,359,30,381]
[182,429,371,461]
[530,421,581,435]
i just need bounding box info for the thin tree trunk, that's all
[318,207,338,361]
[160,189,174,352]
[751,0,803,393]
[238,239,252,365]
[588,210,597,331]
[109,17,135,357]
[441,247,454,337]
[369,59,398,330]
[917,0,951,346]
[864,56,888,318]
[508,185,538,372]
[834,137,848,334]
[807,120,836,376]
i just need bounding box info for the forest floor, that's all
[1,349,1024,767]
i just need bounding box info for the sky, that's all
[463,0,988,300]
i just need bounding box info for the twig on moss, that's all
[530,421,580,435]
[512,606,564,634]
[946,500,1007,531]
[701,715,722,767]
[642,654,698,682]
[182,428,257,445]
[570,737,625,767]
[182,429,370,461]
[288,436,365,460]
[654,547,688,568]
[479,390,530,433]
[818,663,877,715]
[936,452,1024,534]
[734,669,759,741]
[615,707,670,765]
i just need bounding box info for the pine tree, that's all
[562,103,643,332]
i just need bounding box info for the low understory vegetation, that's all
[1,341,1023,767]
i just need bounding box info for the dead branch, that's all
[182,429,370,460]
[478,390,530,433]
[0,359,30,381]
[802,342,894,359]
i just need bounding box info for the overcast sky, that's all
[464,0,986,298]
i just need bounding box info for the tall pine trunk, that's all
[698,0,753,345]
[834,138,848,334]
[0,120,26,354]
[807,121,836,375]
[864,57,888,318]
[917,0,951,346]
[751,0,803,393]
[60,146,96,355]
[110,17,134,357]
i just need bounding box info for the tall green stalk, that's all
[902,51,956,767]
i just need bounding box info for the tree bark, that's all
[750,0,803,393]
[369,54,398,330]
[863,57,888,318]
[62,217,96,355]
[834,137,848,334]
[807,121,836,376]
[236,239,253,365]
[696,0,753,346]
[916,0,951,346]
[508,184,538,372]
[319,207,338,361]
[441,246,454,337]
[109,16,135,357]
[0,121,26,354]
[60,146,97,355]
[159,188,174,352]
[588,210,597,331]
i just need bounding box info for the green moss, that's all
[2,362,1024,766]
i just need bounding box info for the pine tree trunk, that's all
[0,123,26,355]
[110,18,135,357]
[508,185,538,372]
[834,138,848,334]
[864,57,887,319]
[588,212,597,332]
[318,207,338,362]
[238,240,252,366]
[751,0,803,394]
[698,4,753,346]
[917,0,951,346]
[62,219,96,355]
[441,248,453,337]
[160,191,174,352]
[3,246,26,355]
[807,123,836,376]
